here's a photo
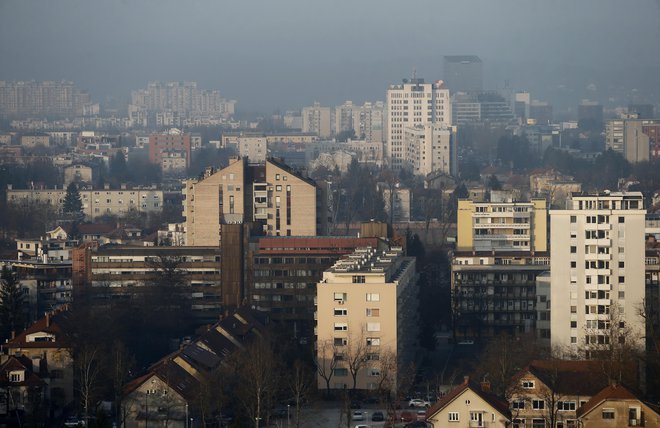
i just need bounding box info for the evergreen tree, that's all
[0,266,25,340]
[63,182,83,216]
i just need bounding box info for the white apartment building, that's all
[316,247,417,392]
[386,78,451,169]
[403,124,457,176]
[353,101,385,143]
[550,192,646,355]
[302,102,332,138]
[335,101,355,135]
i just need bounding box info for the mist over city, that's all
[0,1,660,428]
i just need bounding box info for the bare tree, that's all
[287,359,314,428]
[315,338,339,398]
[75,343,102,426]
[345,328,369,392]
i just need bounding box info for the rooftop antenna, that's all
[412,67,417,82]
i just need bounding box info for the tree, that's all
[345,328,369,392]
[63,182,83,217]
[0,266,25,341]
[486,174,502,191]
[315,338,339,398]
[286,359,314,428]
[75,343,103,426]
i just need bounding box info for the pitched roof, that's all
[521,360,610,396]
[576,384,650,418]
[4,308,73,349]
[0,356,47,388]
[427,381,511,421]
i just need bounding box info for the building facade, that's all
[316,246,417,392]
[442,56,483,93]
[606,117,660,162]
[403,124,457,176]
[302,102,332,138]
[550,192,646,355]
[148,129,192,169]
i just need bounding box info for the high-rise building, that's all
[606,117,660,162]
[302,102,332,138]
[0,80,92,119]
[386,78,451,169]
[316,246,417,392]
[148,129,192,169]
[352,101,385,143]
[335,101,355,135]
[529,100,553,125]
[451,91,514,125]
[550,192,646,355]
[578,100,604,129]
[443,56,483,93]
[183,157,327,246]
[403,124,457,176]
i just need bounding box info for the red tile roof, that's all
[427,380,511,422]
[576,384,645,418]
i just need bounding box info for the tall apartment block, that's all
[316,246,417,392]
[148,129,192,169]
[606,117,660,162]
[130,81,236,118]
[452,199,549,339]
[0,80,92,118]
[183,157,326,246]
[386,78,451,170]
[302,102,332,138]
[403,124,457,176]
[353,101,385,143]
[550,192,646,355]
[442,56,483,93]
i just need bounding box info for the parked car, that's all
[64,417,85,427]
[354,425,371,428]
[408,398,431,408]
[371,411,385,421]
[352,410,365,421]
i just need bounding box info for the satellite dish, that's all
[402,78,409,84]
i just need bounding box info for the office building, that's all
[529,100,553,125]
[316,246,417,392]
[443,56,483,92]
[451,91,514,125]
[550,192,646,355]
[578,100,603,129]
[386,78,451,169]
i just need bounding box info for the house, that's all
[426,377,511,427]
[508,360,610,428]
[2,308,74,415]
[0,355,47,424]
[122,307,267,428]
[576,384,660,428]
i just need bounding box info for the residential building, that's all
[148,129,192,169]
[0,80,92,118]
[122,308,267,428]
[316,246,417,392]
[3,308,75,413]
[306,140,384,168]
[576,384,660,428]
[63,164,93,186]
[382,186,412,223]
[352,101,385,143]
[72,245,222,324]
[20,134,50,148]
[443,56,483,92]
[456,199,548,253]
[237,136,268,163]
[160,150,187,176]
[0,355,47,424]
[247,236,382,339]
[220,132,318,149]
[386,78,451,169]
[302,102,332,138]
[183,157,326,246]
[335,101,356,135]
[529,169,582,209]
[7,186,163,221]
[606,117,660,162]
[403,124,458,176]
[0,134,12,145]
[509,360,610,428]
[426,377,511,428]
[550,192,646,355]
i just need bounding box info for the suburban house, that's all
[508,360,609,428]
[426,377,511,428]
[576,384,660,428]
[0,355,47,424]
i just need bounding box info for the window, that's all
[333,368,348,377]
[558,401,576,411]
[366,337,380,346]
[602,409,615,419]
[512,400,525,410]
[570,261,576,268]
[570,321,577,328]
[334,308,347,316]
[532,400,545,410]
[334,323,348,331]
[366,308,380,317]
[366,293,380,302]
[448,412,459,422]
[521,380,535,389]
[367,323,381,332]
[368,368,380,377]
[570,215,576,223]
[570,246,577,253]
[334,292,347,303]
[352,275,365,283]
[334,338,347,346]
[532,420,545,428]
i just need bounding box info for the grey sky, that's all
[1,0,659,113]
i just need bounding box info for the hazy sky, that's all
[2,0,660,113]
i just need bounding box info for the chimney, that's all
[45,313,50,327]
[463,376,470,385]
[10,331,15,340]
[480,381,491,392]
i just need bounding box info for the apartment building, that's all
[550,192,646,355]
[606,117,660,162]
[456,199,548,253]
[316,246,417,392]
[386,78,451,169]
[452,199,549,339]
[148,129,192,169]
[0,80,92,118]
[7,187,163,220]
[353,101,385,143]
[183,157,325,246]
[403,124,457,176]
[302,102,332,138]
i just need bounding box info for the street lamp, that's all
[185,404,189,428]
[287,404,290,428]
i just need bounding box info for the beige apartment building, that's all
[316,246,417,392]
[456,199,548,253]
[7,187,162,220]
[183,157,323,246]
[302,102,332,138]
[550,192,646,356]
[20,134,50,147]
[403,123,457,176]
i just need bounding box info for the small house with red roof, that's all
[426,377,511,427]
[576,384,660,428]
[0,355,47,421]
